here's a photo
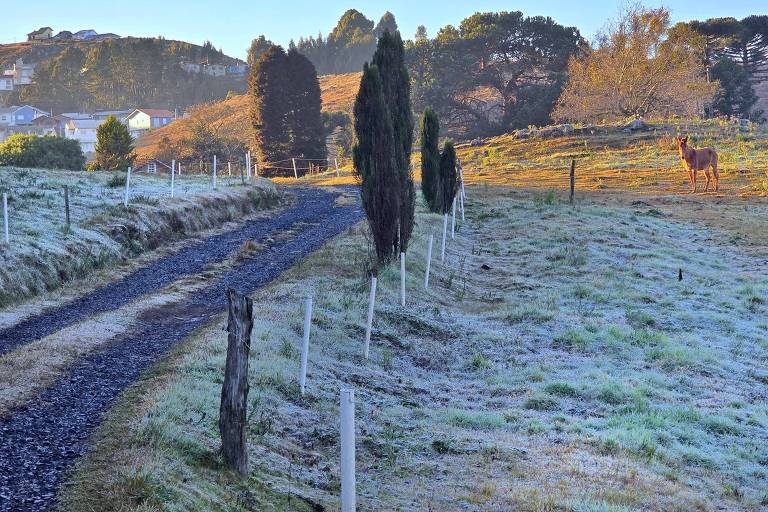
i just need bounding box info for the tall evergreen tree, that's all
[420,108,441,212]
[249,45,291,170]
[353,63,400,268]
[372,30,415,254]
[95,116,135,171]
[438,141,458,214]
[711,58,760,119]
[286,49,326,165]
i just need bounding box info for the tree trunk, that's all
[219,288,253,476]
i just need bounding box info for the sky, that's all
[3,1,764,60]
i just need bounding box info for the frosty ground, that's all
[60,183,768,511]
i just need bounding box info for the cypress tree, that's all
[353,63,400,268]
[420,108,441,212]
[438,141,458,214]
[372,30,415,254]
[95,115,135,171]
[286,49,326,169]
[249,45,291,173]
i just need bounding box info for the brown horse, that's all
[675,136,719,193]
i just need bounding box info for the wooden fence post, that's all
[569,159,575,205]
[219,288,253,476]
[64,185,71,227]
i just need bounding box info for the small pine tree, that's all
[420,108,441,212]
[353,63,400,268]
[95,115,135,171]
[438,141,458,214]
[372,30,414,254]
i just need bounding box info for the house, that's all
[180,62,201,73]
[27,27,53,42]
[0,76,13,91]
[64,118,105,154]
[135,158,173,174]
[73,29,98,40]
[92,109,132,121]
[3,59,36,86]
[53,30,73,40]
[124,108,175,137]
[227,63,248,76]
[0,115,59,142]
[202,64,226,77]
[0,105,48,126]
[59,112,93,121]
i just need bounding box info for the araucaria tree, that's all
[249,45,325,175]
[95,115,135,171]
[438,141,458,214]
[372,30,415,255]
[554,6,716,122]
[353,63,400,268]
[420,108,441,212]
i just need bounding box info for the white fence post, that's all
[451,197,457,239]
[178,162,182,176]
[254,163,259,177]
[424,234,433,289]
[213,155,218,190]
[2,193,8,244]
[364,276,377,359]
[335,158,340,177]
[170,159,175,198]
[228,161,232,177]
[340,388,356,512]
[292,158,298,179]
[246,151,251,179]
[441,213,448,263]
[400,252,406,307]
[299,297,313,395]
[123,166,132,207]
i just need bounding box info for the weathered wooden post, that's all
[64,185,71,228]
[213,155,218,190]
[424,233,433,289]
[254,163,259,177]
[292,158,298,179]
[569,159,576,205]
[440,213,448,263]
[340,388,356,512]
[363,276,377,359]
[219,288,253,476]
[170,160,176,198]
[2,193,8,244]
[299,297,313,395]
[123,167,132,207]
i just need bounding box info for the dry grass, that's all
[135,73,361,159]
[61,181,768,510]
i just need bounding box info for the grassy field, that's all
[0,166,278,307]
[61,177,768,510]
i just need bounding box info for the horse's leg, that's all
[691,169,697,193]
[704,168,711,192]
[712,157,719,192]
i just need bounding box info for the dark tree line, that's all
[17,38,243,113]
[249,45,325,175]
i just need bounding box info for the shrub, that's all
[95,115,135,171]
[0,134,85,170]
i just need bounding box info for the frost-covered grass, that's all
[63,186,768,511]
[0,166,278,307]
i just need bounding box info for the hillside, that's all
[135,72,361,159]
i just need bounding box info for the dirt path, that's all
[0,186,362,511]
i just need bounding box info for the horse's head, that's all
[675,136,689,160]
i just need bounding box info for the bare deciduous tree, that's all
[554,6,717,123]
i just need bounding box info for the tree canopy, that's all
[95,115,135,171]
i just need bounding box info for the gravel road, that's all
[0,186,362,511]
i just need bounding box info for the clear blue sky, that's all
[4,1,764,59]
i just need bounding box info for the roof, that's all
[128,108,174,119]
[0,106,21,115]
[28,27,53,37]
[67,119,104,129]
